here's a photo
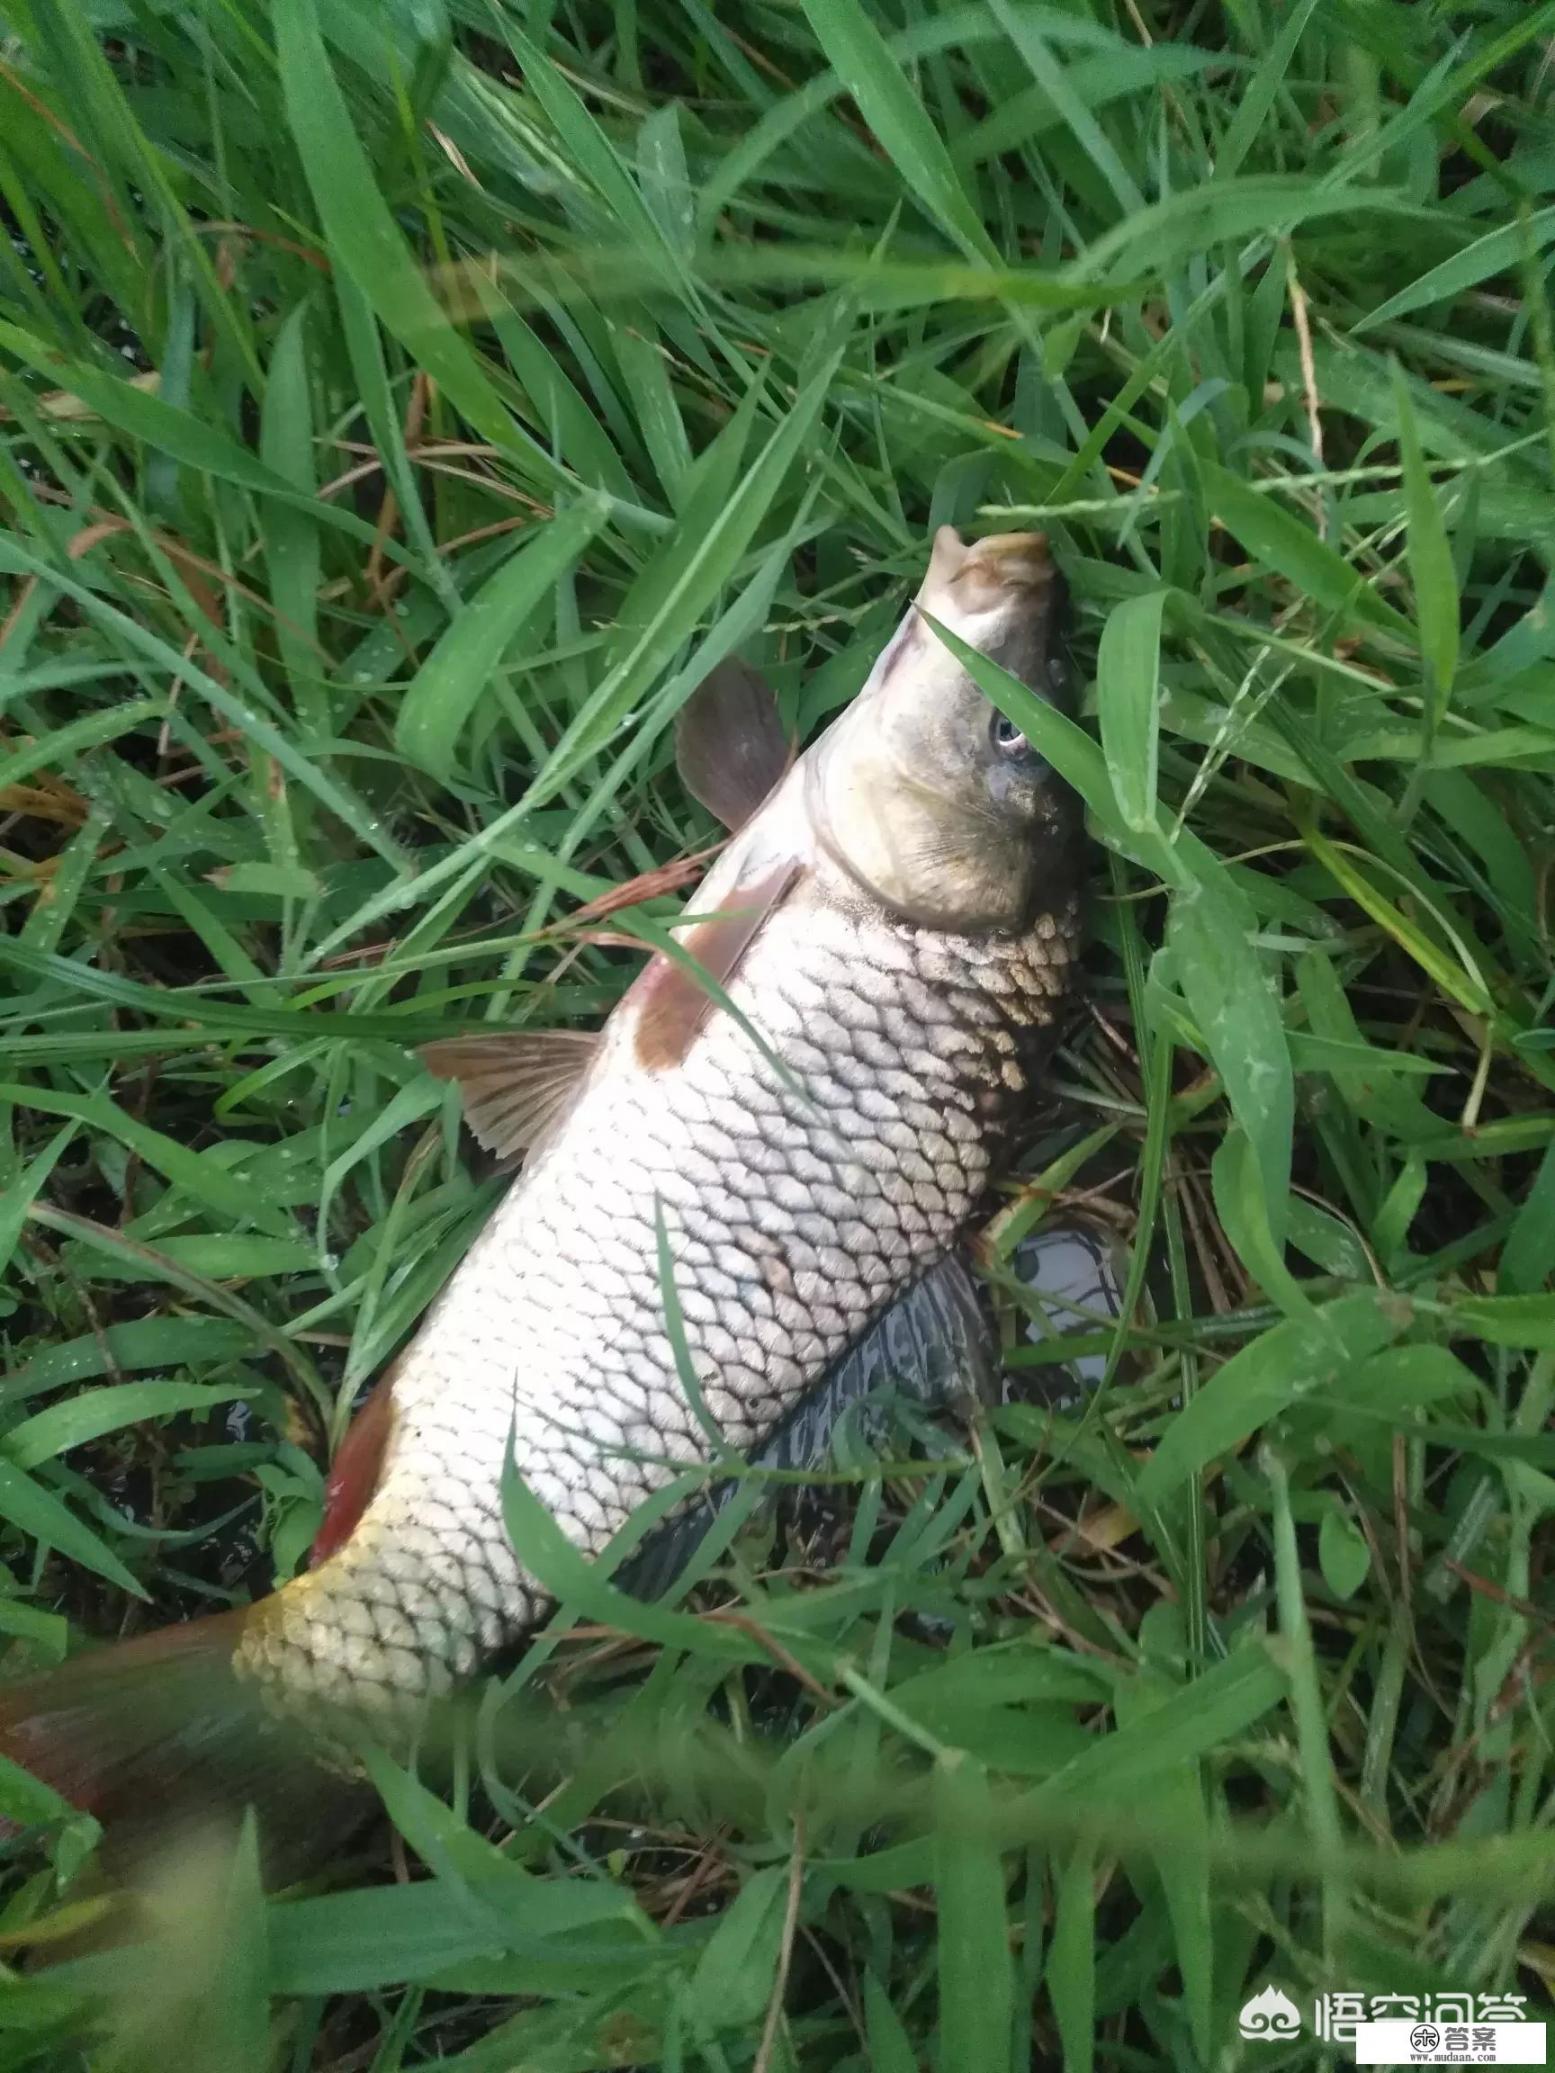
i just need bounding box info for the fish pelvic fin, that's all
[309,1372,397,1568]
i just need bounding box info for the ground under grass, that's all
[0,0,1552,2066]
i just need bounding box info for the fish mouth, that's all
[919,525,1054,610]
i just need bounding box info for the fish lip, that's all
[962,529,1053,590]
[921,525,1054,608]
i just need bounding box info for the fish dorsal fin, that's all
[419,1027,600,1161]
[633,856,804,1071]
[674,658,791,832]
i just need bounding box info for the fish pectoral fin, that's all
[674,658,792,832]
[419,1027,600,1160]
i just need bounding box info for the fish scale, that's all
[237,863,1078,1722]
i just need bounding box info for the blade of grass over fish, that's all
[654,1199,739,1464]
[917,611,1157,865]
[499,1443,794,1668]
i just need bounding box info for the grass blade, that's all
[393,498,607,783]
[1393,359,1460,722]
[796,0,995,264]
[934,1753,1014,2073]
[1094,589,1165,834]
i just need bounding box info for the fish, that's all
[0,524,1083,1871]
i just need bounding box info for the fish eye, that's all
[990,709,1031,756]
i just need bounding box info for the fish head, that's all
[806,527,1076,931]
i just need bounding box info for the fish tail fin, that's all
[0,1608,369,1884]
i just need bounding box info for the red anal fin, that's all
[310,1376,397,1568]
[632,859,803,1072]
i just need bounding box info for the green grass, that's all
[1,0,1554,2065]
